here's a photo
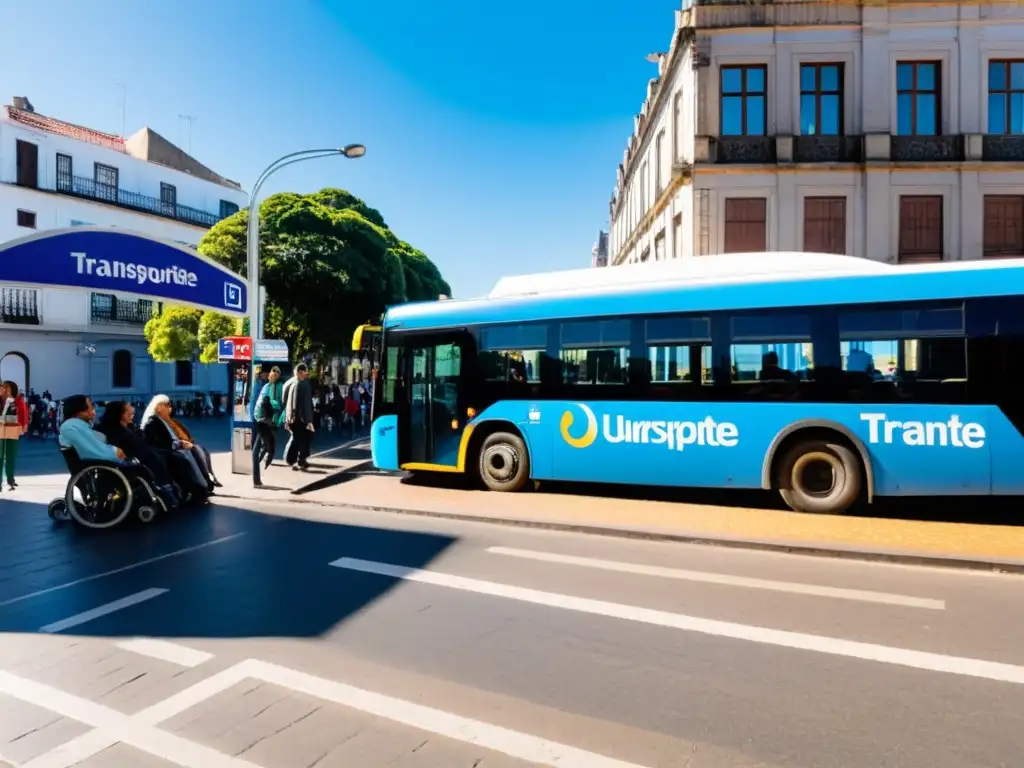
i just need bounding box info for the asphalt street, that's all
[1,491,1023,768]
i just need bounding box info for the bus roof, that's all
[385,252,1024,331]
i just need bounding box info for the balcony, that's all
[716,136,777,164]
[90,293,156,327]
[0,288,41,325]
[792,135,864,164]
[982,135,1024,162]
[890,135,965,163]
[55,174,226,228]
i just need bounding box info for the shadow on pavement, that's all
[401,472,1024,528]
[0,497,456,641]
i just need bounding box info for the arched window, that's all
[112,349,132,389]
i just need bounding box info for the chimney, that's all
[11,97,34,112]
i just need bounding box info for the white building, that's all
[608,1,1024,267]
[0,97,248,401]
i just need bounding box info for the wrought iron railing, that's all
[793,135,864,163]
[56,173,223,228]
[90,293,155,326]
[982,135,1024,162]
[890,135,964,163]
[716,136,777,164]
[0,288,41,325]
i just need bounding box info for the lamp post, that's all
[245,144,366,340]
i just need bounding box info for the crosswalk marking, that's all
[39,589,168,634]
[330,556,1024,686]
[486,546,945,609]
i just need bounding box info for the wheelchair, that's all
[48,447,170,529]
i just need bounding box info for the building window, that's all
[983,195,1024,258]
[898,195,943,263]
[94,163,119,202]
[655,130,665,196]
[654,230,666,261]
[112,350,132,389]
[672,213,683,260]
[987,60,1024,135]
[16,140,38,188]
[175,360,194,387]
[640,162,648,211]
[800,63,843,135]
[896,61,941,136]
[673,91,683,161]
[160,183,177,216]
[56,153,72,192]
[803,197,846,254]
[220,200,239,218]
[723,198,767,253]
[721,65,767,136]
[16,210,36,229]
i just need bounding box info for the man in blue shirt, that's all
[59,395,126,463]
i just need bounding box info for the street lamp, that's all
[245,144,366,340]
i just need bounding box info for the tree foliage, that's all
[198,312,239,363]
[197,187,451,358]
[143,306,202,362]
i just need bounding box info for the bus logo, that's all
[560,404,598,449]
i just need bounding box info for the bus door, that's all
[400,335,469,470]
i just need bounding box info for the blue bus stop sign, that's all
[0,226,247,315]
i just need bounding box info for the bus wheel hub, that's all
[483,444,518,482]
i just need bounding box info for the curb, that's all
[215,490,1024,575]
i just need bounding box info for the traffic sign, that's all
[218,336,253,361]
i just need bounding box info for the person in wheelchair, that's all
[141,394,219,497]
[94,400,180,509]
[57,395,177,514]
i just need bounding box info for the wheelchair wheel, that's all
[66,465,133,530]
[47,499,70,523]
[137,505,157,524]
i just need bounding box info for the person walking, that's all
[282,363,315,471]
[251,366,283,487]
[0,381,28,491]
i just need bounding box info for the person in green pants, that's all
[0,380,27,491]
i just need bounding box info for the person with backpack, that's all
[251,366,283,487]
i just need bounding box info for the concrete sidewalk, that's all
[211,442,1024,573]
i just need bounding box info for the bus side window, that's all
[559,319,631,385]
[838,302,966,403]
[645,315,714,388]
[728,312,814,399]
[478,324,546,384]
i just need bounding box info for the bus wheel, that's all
[777,439,861,515]
[478,432,530,492]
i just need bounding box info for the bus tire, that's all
[478,431,530,493]
[777,439,861,515]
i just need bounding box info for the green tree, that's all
[198,312,239,363]
[197,187,451,357]
[143,306,202,362]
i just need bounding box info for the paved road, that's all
[1,496,1023,767]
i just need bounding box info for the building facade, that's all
[0,97,248,401]
[608,1,1024,267]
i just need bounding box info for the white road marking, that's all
[40,589,168,634]
[115,638,213,668]
[331,557,1024,686]
[0,651,650,768]
[0,669,261,768]
[486,546,946,609]
[0,533,246,608]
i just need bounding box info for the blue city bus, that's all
[354,252,1024,514]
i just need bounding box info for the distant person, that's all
[251,366,284,487]
[0,381,29,491]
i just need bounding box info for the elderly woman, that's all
[95,400,179,509]
[141,395,221,494]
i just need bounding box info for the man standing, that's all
[251,366,283,487]
[283,363,315,471]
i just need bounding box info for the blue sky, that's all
[2,0,679,297]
